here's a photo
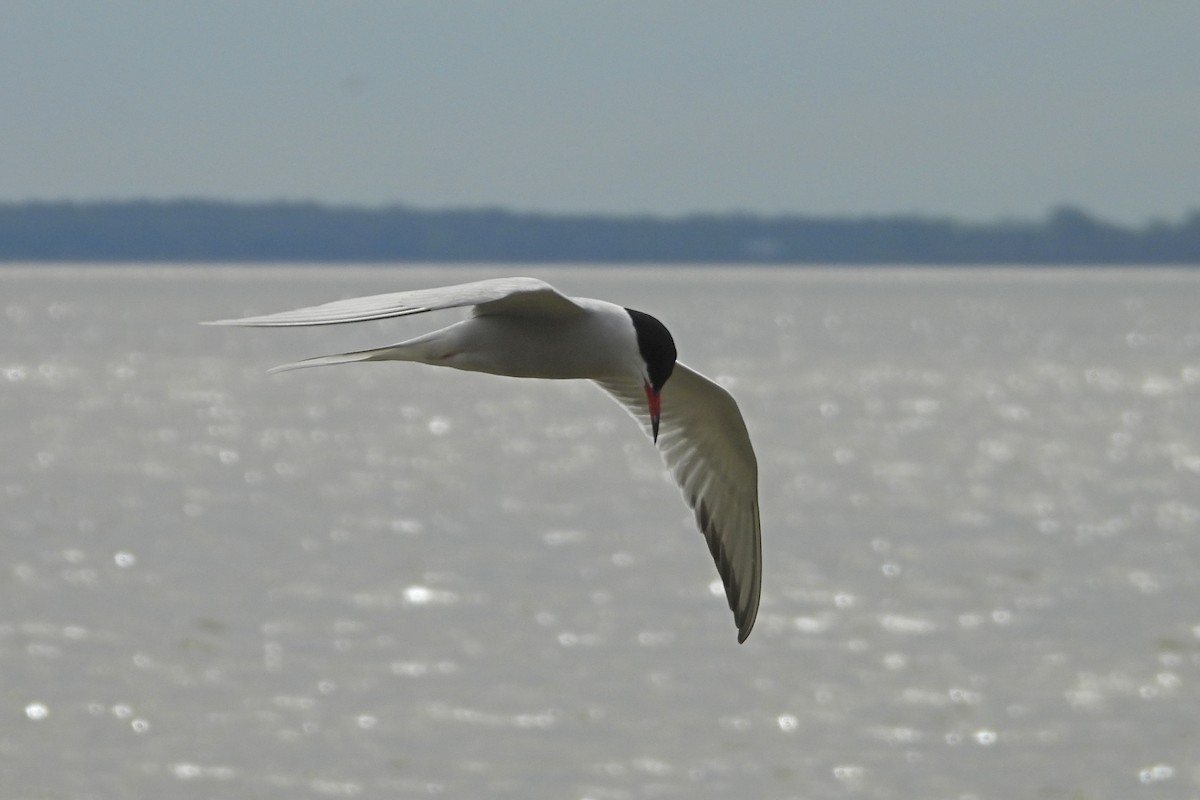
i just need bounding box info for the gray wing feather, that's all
[596,363,762,643]
[203,277,583,327]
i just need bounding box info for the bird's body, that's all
[304,298,641,380]
[206,277,761,642]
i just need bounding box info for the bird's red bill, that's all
[644,382,662,442]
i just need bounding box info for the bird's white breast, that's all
[446,299,643,381]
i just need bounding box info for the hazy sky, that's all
[4,2,1198,223]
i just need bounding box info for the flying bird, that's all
[206,277,761,642]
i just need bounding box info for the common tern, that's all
[206,277,761,642]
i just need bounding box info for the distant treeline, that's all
[1,200,1198,264]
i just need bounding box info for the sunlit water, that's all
[2,264,1199,798]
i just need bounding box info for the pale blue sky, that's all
[4,2,1198,224]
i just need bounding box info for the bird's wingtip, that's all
[736,602,758,643]
[265,363,303,375]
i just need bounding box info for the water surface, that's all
[2,264,1199,798]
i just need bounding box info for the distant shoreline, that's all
[2,200,1197,264]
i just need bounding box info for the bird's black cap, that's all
[625,308,677,391]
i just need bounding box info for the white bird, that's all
[206,277,761,642]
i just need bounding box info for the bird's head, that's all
[625,308,677,442]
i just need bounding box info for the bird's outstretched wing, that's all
[203,277,583,327]
[596,364,761,642]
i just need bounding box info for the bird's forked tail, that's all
[267,344,413,374]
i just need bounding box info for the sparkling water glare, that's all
[2,264,1199,798]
